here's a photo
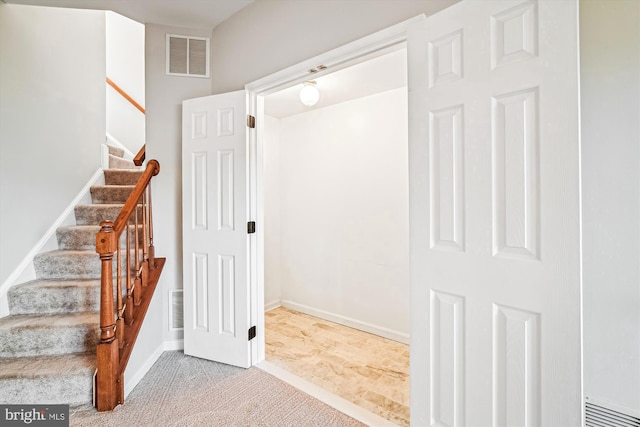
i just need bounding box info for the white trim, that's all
[123,343,164,398]
[281,300,409,345]
[0,167,104,316]
[264,300,281,312]
[246,15,423,96]
[257,361,397,427]
[122,340,185,398]
[105,133,136,160]
[245,14,424,366]
[163,339,185,351]
[101,143,110,170]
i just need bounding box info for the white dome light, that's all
[299,81,320,106]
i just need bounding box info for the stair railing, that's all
[133,145,146,166]
[95,158,165,411]
[106,77,145,114]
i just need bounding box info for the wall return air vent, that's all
[585,400,640,427]
[166,34,210,78]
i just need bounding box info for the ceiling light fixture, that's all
[299,81,320,106]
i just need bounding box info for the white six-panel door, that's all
[182,90,252,368]
[408,1,581,425]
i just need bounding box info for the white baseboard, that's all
[122,340,184,398]
[0,167,105,317]
[280,300,410,345]
[124,343,165,398]
[163,339,184,351]
[105,133,136,160]
[265,299,281,312]
[257,361,397,427]
[0,299,8,319]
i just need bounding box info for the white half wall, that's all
[0,4,106,286]
[264,88,410,337]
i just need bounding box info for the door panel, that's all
[182,90,251,368]
[408,1,581,425]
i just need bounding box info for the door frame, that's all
[244,15,426,366]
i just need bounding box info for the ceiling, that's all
[2,0,254,28]
[265,47,407,119]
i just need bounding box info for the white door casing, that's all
[408,1,581,426]
[182,90,253,368]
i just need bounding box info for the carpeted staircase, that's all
[0,146,142,405]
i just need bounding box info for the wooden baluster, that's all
[133,198,141,306]
[147,182,156,269]
[95,221,119,411]
[141,190,149,287]
[116,236,123,350]
[125,224,133,325]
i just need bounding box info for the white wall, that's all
[106,11,145,154]
[144,23,213,346]
[210,0,458,94]
[0,4,105,286]
[265,88,410,339]
[581,0,640,414]
[264,115,283,310]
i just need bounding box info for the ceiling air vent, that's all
[166,34,210,78]
[585,400,640,427]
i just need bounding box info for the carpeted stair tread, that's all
[0,352,95,379]
[8,279,101,315]
[0,312,99,357]
[57,225,143,251]
[104,169,144,185]
[90,185,136,204]
[75,203,142,225]
[57,225,101,250]
[0,353,95,404]
[107,145,125,158]
[34,250,100,279]
[109,154,136,170]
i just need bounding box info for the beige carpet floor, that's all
[70,350,365,426]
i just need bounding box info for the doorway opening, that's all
[260,45,410,426]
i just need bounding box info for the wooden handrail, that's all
[106,77,145,114]
[95,159,163,411]
[112,160,159,234]
[133,145,145,166]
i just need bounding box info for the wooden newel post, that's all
[96,221,117,343]
[95,221,119,411]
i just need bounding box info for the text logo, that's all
[1,405,68,426]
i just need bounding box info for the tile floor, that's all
[265,307,410,426]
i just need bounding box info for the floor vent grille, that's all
[586,402,640,427]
